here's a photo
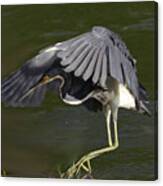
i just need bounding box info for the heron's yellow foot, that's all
[61,155,93,179]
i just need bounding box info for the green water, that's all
[1,2,157,180]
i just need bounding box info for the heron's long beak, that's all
[19,75,64,101]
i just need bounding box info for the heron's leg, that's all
[112,108,119,147]
[105,108,113,146]
[61,107,119,179]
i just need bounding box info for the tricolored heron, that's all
[2,26,150,178]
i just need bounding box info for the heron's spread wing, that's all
[57,26,139,99]
[2,26,140,108]
[1,46,60,107]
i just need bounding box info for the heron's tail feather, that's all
[138,82,151,116]
[139,101,151,116]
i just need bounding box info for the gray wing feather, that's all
[11,76,37,105]
[109,46,124,84]
[122,58,133,88]
[92,48,104,84]
[130,72,139,99]
[61,42,87,66]
[57,33,88,59]
[83,47,100,81]
[16,85,47,107]
[58,47,75,61]
[2,71,24,95]
[74,47,95,77]
[2,74,26,102]
[100,53,107,87]
[27,50,56,71]
[64,44,90,72]
[120,56,139,99]
[2,70,22,89]
[70,35,87,48]
[57,33,88,50]
[126,63,132,88]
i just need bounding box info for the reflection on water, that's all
[41,31,78,38]
[1,2,157,180]
[122,18,154,31]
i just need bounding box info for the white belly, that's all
[119,84,136,109]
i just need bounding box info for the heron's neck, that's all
[52,75,67,99]
[53,75,65,88]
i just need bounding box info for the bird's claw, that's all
[61,158,92,179]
